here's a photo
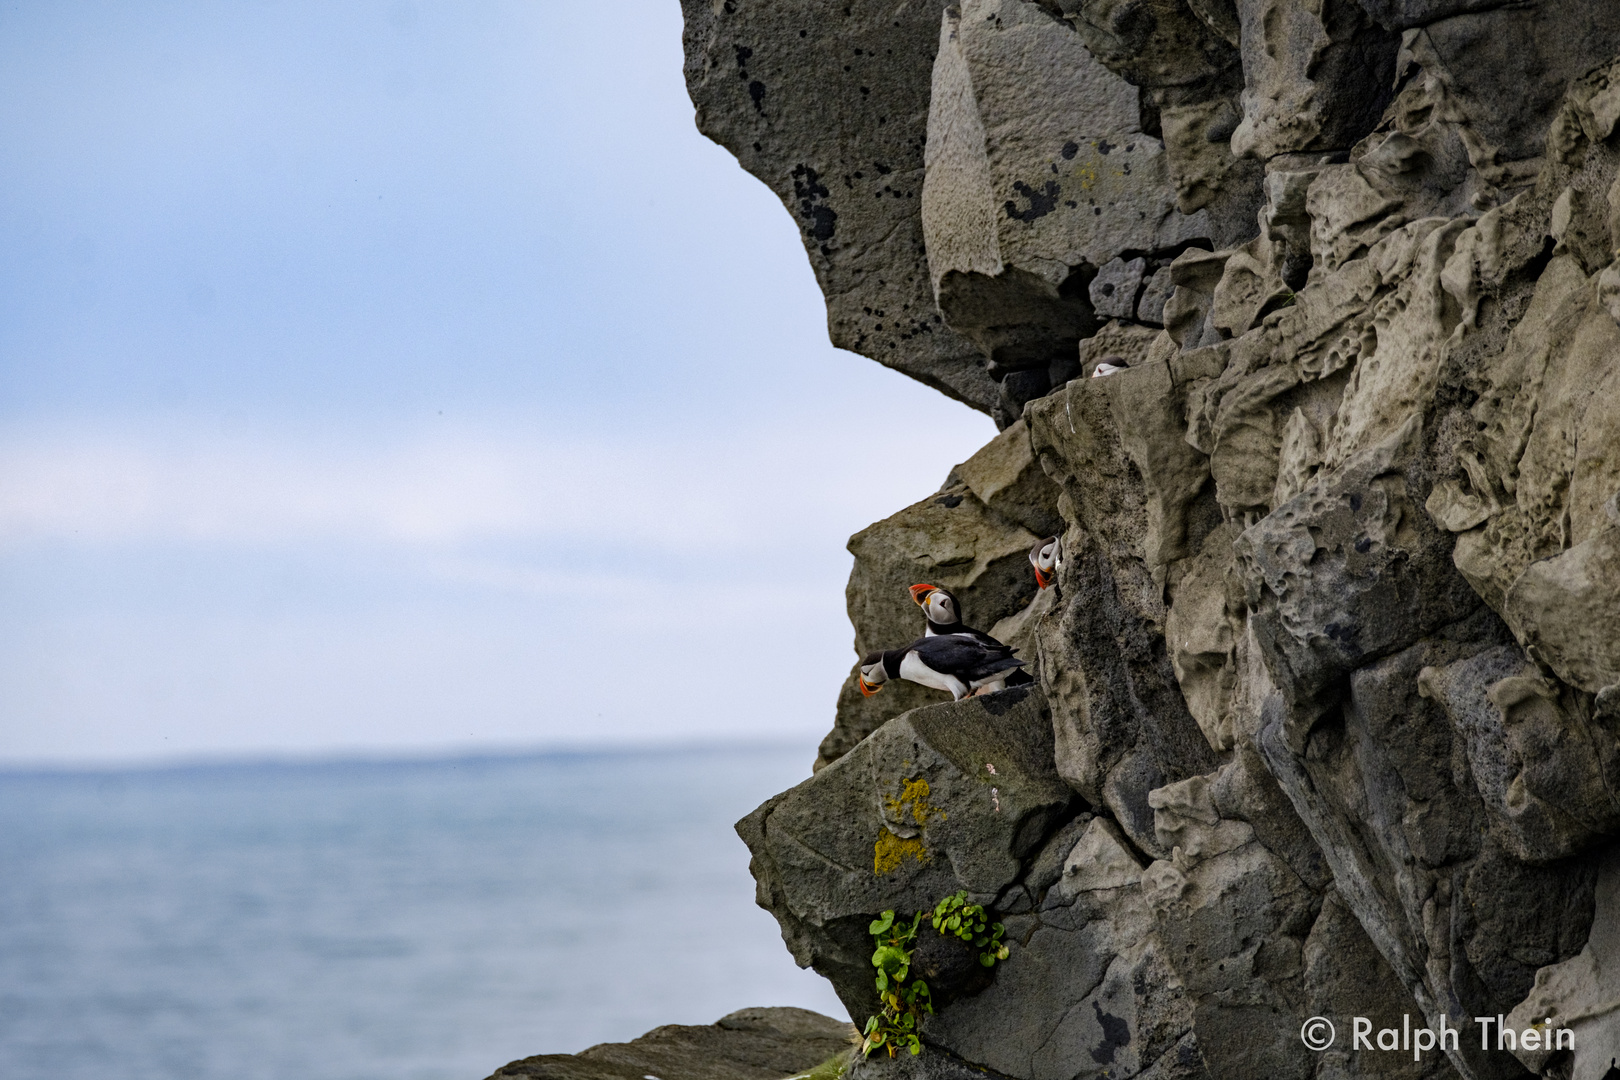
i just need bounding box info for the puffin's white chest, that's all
[899,650,967,700]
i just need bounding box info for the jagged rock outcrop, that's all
[1505,847,1620,1080]
[746,687,1074,1020]
[683,0,1002,416]
[922,0,1214,422]
[1024,357,1225,856]
[818,420,1058,769]
[685,3,1620,1080]
[746,687,1215,1079]
[482,1007,854,1080]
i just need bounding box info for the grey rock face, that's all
[1035,0,1261,240]
[683,5,1620,1080]
[928,815,1199,1080]
[1505,846,1620,1080]
[819,421,1054,771]
[1229,0,1398,161]
[741,687,1074,1023]
[1142,755,1450,1080]
[921,0,1214,424]
[1137,264,1175,326]
[845,1047,1019,1079]
[1235,415,1482,715]
[483,1007,854,1080]
[954,418,1065,541]
[1400,5,1620,173]
[681,0,1000,416]
[746,686,1219,1080]
[1090,256,1148,321]
[1024,362,1223,855]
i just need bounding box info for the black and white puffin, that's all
[857,635,1025,701]
[907,583,1034,688]
[1029,536,1062,590]
[907,583,1000,645]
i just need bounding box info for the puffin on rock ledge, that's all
[908,582,1034,688]
[858,635,1025,701]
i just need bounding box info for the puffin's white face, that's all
[857,658,888,696]
[1031,536,1060,588]
[923,590,958,624]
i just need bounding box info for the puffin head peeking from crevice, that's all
[1029,536,1061,591]
[857,635,1025,701]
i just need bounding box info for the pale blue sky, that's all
[0,0,993,764]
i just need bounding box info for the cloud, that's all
[0,415,975,560]
[0,411,997,764]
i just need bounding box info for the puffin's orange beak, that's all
[1033,566,1051,590]
[908,583,937,606]
[858,675,882,697]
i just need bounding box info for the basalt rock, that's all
[482,1007,855,1080]
[682,0,1001,416]
[1142,753,1451,1080]
[1504,846,1620,1080]
[686,5,1620,1080]
[741,687,1074,1023]
[819,421,1054,771]
[1034,0,1262,239]
[921,0,1214,424]
[1024,359,1225,856]
[744,685,1219,1080]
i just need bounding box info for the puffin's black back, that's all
[910,634,1023,682]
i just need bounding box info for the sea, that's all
[0,744,850,1080]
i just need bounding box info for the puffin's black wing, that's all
[966,655,1026,682]
[964,626,1005,649]
[926,618,1006,649]
[910,634,1024,682]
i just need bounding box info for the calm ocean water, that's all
[0,745,848,1080]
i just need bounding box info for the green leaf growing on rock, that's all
[932,890,1007,966]
[859,893,1010,1058]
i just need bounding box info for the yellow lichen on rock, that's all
[872,829,929,876]
[883,778,946,828]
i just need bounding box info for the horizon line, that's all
[0,734,822,779]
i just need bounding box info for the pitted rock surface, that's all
[482,1008,855,1080]
[581,6,1620,1080]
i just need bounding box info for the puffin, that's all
[857,635,1025,701]
[1091,354,1127,378]
[1029,536,1062,590]
[907,583,1035,687]
[908,583,1000,644]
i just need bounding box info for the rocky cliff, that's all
[683,2,1620,1079]
[483,1007,855,1080]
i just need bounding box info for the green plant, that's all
[931,891,1009,967]
[860,893,1013,1058]
[860,908,931,1057]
